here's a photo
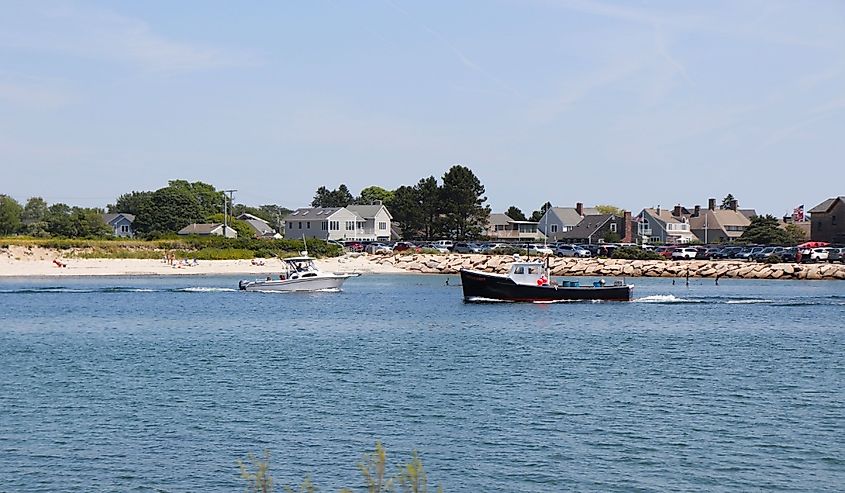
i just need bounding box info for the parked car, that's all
[527,243,554,256]
[807,247,831,262]
[713,246,741,259]
[751,246,786,261]
[672,247,699,260]
[343,241,364,252]
[700,247,722,259]
[424,242,451,253]
[655,246,677,259]
[827,247,844,263]
[482,243,510,254]
[554,244,591,257]
[453,242,483,254]
[737,246,765,260]
[432,240,454,251]
[392,241,418,253]
[364,242,392,254]
[780,247,798,263]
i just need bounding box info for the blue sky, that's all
[2,0,843,217]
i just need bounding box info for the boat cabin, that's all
[508,261,549,286]
[283,257,319,279]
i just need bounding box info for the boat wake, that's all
[633,295,701,304]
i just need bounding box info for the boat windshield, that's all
[508,262,548,285]
[285,259,318,273]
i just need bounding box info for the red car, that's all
[393,242,419,253]
[655,246,677,259]
[343,241,364,252]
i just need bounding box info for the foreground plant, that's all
[239,442,442,493]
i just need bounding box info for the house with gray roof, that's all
[237,213,281,239]
[177,223,238,238]
[537,203,600,242]
[284,202,393,241]
[809,196,845,243]
[687,199,750,243]
[637,207,698,244]
[103,213,135,238]
[559,213,632,244]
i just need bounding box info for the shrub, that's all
[762,254,783,264]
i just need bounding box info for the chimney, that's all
[623,210,633,242]
[657,205,661,215]
[576,202,583,216]
[729,199,738,211]
[673,205,682,217]
[708,198,716,211]
[694,205,701,217]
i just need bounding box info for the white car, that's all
[365,242,392,254]
[808,247,831,261]
[672,247,699,260]
[527,244,554,256]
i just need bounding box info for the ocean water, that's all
[1,274,843,492]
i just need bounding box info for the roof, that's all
[643,208,687,224]
[549,206,599,225]
[103,213,135,225]
[559,214,614,240]
[488,213,513,226]
[237,213,265,222]
[346,204,392,220]
[177,223,223,235]
[244,219,275,235]
[284,207,347,221]
[809,197,845,214]
[688,209,751,229]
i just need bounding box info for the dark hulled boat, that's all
[460,258,632,302]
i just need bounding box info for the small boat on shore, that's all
[238,256,358,292]
[460,256,632,302]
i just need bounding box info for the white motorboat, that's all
[238,256,358,292]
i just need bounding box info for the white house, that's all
[284,203,393,241]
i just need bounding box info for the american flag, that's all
[792,204,804,222]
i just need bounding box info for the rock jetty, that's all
[366,254,845,281]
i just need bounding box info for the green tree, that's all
[44,204,110,238]
[720,194,737,210]
[740,214,790,244]
[0,194,23,235]
[530,202,552,222]
[505,206,527,221]
[357,186,394,205]
[783,223,807,244]
[596,204,622,216]
[416,176,443,239]
[108,191,153,215]
[167,180,224,218]
[134,186,205,234]
[389,185,424,239]
[440,165,490,239]
[311,184,354,207]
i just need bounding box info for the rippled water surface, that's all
[1,274,844,492]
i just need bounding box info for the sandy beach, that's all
[0,246,407,277]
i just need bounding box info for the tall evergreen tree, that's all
[389,185,424,239]
[530,202,552,222]
[740,214,790,244]
[416,176,443,239]
[721,194,737,210]
[109,191,153,215]
[22,197,49,236]
[440,165,490,239]
[506,206,527,221]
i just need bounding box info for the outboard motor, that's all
[238,280,248,290]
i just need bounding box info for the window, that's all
[346,221,355,231]
[306,221,310,229]
[321,221,328,231]
[298,222,302,229]
[495,224,505,231]
[121,225,129,233]
[550,224,558,233]
[379,222,387,230]
[610,223,617,233]
[833,215,838,225]
[329,221,339,230]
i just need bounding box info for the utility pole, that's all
[222,189,237,237]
